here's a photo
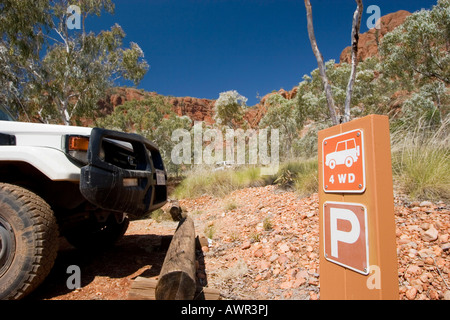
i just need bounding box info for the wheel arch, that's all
[0,161,86,212]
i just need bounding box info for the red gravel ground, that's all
[28,185,449,300]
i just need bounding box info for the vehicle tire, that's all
[0,183,59,300]
[64,214,129,251]
[329,159,336,170]
[345,156,354,168]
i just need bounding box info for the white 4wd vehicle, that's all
[0,106,167,299]
[325,138,360,169]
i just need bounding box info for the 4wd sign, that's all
[322,129,365,193]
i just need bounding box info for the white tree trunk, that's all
[304,0,339,125]
[343,0,364,123]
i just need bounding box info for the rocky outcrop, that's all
[99,87,216,124]
[168,96,215,124]
[258,87,298,106]
[340,10,411,64]
[101,87,298,128]
[97,87,154,115]
[244,87,299,128]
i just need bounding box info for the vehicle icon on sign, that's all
[325,138,360,169]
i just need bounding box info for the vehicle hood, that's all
[0,120,92,150]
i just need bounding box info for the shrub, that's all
[172,166,267,198]
[263,217,273,231]
[272,159,318,196]
[391,117,450,201]
[392,145,450,200]
[224,199,238,211]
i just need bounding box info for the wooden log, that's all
[128,276,220,300]
[127,277,158,300]
[197,236,209,249]
[194,286,221,301]
[169,200,183,221]
[155,216,196,300]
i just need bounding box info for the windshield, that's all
[0,106,15,121]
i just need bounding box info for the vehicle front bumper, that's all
[80,128,167,217]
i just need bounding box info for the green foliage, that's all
[401,83,447,127]
[172,166,267,199]
[296,57,390,126]
[223,199,238,211]
[2,0,448,205]
[204,223,216,239]
[0,0,149,125]
[274,169,295,187]
[214,90,248,129]
[262,217,273,231]
[97,95,173,134]
[380,0,450,128]
[173,158,319,199]
[294,164,318,197]
[36,18,148,124]
[96,95,192,176]
[150,208,172,222]
[294,122,330,159]
[0,0,52,57]
[272,160,318,196]
[391,118,450,200]
[169,1,449,203]
[268,56,389,161]
[259,93,302,159]
[393,145,450,200]
[0,0,53,118]
[294,0,449,161]
[380,0,449,86]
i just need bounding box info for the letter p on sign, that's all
[324,202,369,275]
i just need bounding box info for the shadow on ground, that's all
[26,233,173,300]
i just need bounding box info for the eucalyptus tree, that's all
[214,90,248,129]
[35,0,149,125]
[0,0,53,119]
[97,95,193,175]
[0,0,149,125]
[380,0,449,125]
[259,93,301,160]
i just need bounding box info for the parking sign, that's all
[323,201,369,275]
[322,129,365,193]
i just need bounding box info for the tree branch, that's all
[54,27,70,54]
[404,52,450,84]
[304,0,339,125]
[343,0,364,123]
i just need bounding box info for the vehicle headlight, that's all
[65,135,90,164]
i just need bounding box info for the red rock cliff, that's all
[99,87,216,125]
[340,10,411,64]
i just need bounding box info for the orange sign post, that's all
[318,114,398,300]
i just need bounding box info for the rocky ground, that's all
[29,185,449,300]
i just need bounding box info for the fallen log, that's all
[128,277,158,300]
[169,200,183,221]
[128,277,220,300]
[155,216,196,300]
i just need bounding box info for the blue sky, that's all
[86,0,438,106]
